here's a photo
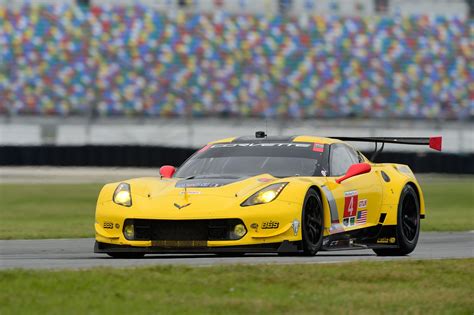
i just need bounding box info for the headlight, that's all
[241,183,288,207]
[113,183,132,207]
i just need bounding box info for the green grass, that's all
[419,176,474,232]
[1,259,473,314]
[0,175,472,239]
[0,184,101,239]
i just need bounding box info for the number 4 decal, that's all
[343,191,359,218]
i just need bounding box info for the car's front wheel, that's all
[373,184,420,256]
[301,189,324,256]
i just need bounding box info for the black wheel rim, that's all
[304,196,322,246]
[401,194,418,241]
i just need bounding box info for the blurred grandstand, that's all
[0,0,472,162]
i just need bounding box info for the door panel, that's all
[325,172,383,231]
[323,143,383,233]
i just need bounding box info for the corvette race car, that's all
[94,133,442,258]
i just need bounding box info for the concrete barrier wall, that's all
[1,118,472,153]
[0,145,472,174]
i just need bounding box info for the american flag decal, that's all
[356,210,367,225]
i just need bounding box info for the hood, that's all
[126,174,280,200]
[113,174,285,218]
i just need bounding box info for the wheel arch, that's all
[405,181,426,218]
[307,184,332,236]
[374,163,426,224]
[284,180,331,235]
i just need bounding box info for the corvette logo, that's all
[174,202,191,209]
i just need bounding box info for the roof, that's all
[208,135,344,145]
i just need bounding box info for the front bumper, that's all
[95,198,304,249]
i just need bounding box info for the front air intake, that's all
[123,219,246,241]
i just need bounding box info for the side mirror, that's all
[159,165,176,178]
[336,163,371,184]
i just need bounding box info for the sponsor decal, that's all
[377,237,389,244]
[211,143,311,148]
[389,237,396,244]
[343,217,356,227]
[343,191,358,227]
[262,221,279,229]
[312,143,325,152]
[115,223,120,229]
[250,223,259,230]
[174,202,191,209]
[343,191,358,218]
[103,222,113,229]
[176,182,222,188]
[356,210,367,225]
[358,199,367,209]
[152,240,207,248]
[179,191,201,195]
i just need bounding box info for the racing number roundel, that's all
[343,191,358,218]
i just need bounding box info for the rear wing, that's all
[329,136,442,161]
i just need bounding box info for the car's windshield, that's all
[175,142,328,178]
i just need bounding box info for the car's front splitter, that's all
[94,240,302,254]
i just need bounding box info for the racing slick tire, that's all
[107,253,145,259]
[301,189,324,256]
[373,185,420,256]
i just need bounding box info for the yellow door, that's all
[324,144,383,232]
[325,173,383,230]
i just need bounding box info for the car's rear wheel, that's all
[107,253,145,259]
[301,189,324,256]
[373,185,420,256]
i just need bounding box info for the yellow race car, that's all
[94,132,442,258]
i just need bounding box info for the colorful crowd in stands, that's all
[0,5,472,119]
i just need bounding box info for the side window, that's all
[330,144,359,176]
[346,145,360,164]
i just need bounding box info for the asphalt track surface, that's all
[0,232,472,270]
